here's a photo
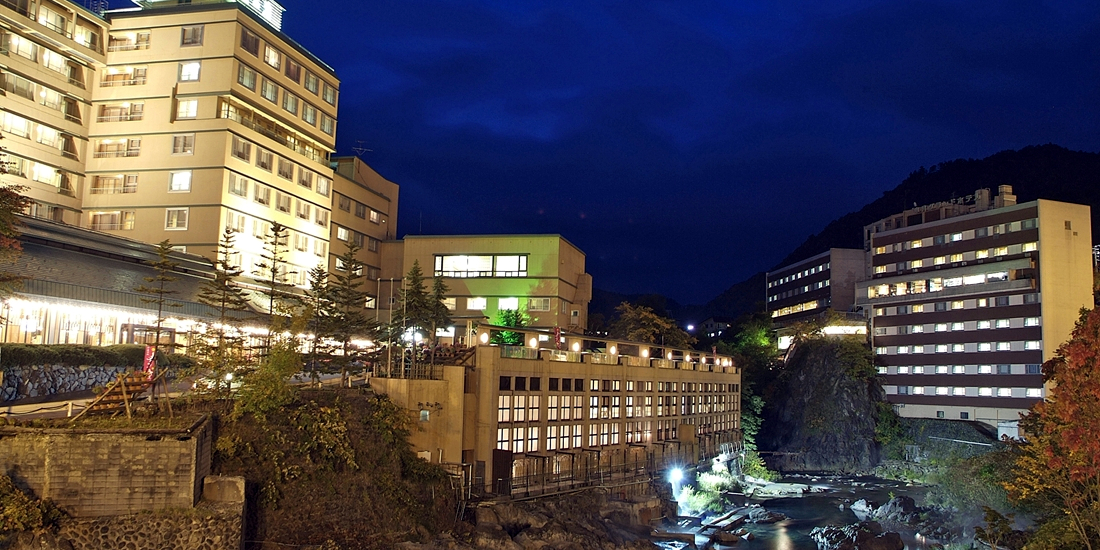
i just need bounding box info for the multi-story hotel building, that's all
[329,155,399,304]
[82,0,338,288]
[379,234,593,342]
[766,248,865,325]
[856,186,1093,436]
[371,328,741,496]
[1,0,107,223]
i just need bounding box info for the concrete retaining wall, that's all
[0,416,212,517]
[1,364,130,401]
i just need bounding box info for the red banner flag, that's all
[142,345,156,379]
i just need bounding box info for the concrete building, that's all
[379,234,593,342]
[766,248,865,325]
[371,328,741,496]
[1,0,107,224]
[329,155,399,304]
[855,186,1093,436]
[81,0,338,289]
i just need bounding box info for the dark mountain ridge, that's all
[695,144,1100,321]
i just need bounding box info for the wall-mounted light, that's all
[667,352,673,360]
[529,337,538,349]
[479,332,489,344]
[641,349,649,358]
[609,345,617,355]
[571,342,580,352]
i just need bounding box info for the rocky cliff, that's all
[759,337,883,473]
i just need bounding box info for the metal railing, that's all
[96,113,142,122]
[39,19,70,39]
[543,350,581,363]
[586,352,617,365]
[221,106,329,164]
[499,346,539,360]
[99,77,145,87]
[93,149,140,158]
[107,43,149,52]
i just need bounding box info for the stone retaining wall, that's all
[55,501,243,550]
[0,416,212,517]
[1,364,130,401]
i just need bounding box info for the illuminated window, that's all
[1024,341,1041,350]
[953,365,965,374]
[178,61,201,81]
[261,79,278,102]
[951,301,964,310]
[499,297,519,310]
[874,265,887,274]
[951,232,963,242]
[979,365,993,373]
[952,387,965,396]
[305,72,319,94]
[978,343,992,352]
[1022,242,1037,252]
[934,256,946,265]
[910,239,922,248]
[1026,388,1042,398]
[995,246,1008,256]
[936,387,948,395]
[979,387,993,396]
[976,249,989,259]
[264,45,281,69]
[997,388,1011,397]
[949,253,963,262]
[996,342,1011,351]
[910,259,923,268]
[168,171,191,192]
[177,99,198,119]
[1024,317,1040,327]
[468,297,486,310]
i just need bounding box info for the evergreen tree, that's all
[193,229,253,397]
[329,242,375,384]
[134,240,182,354]
[252,222,296,326]
[302,263,333,382]
[391,260,430,377]
[491,309,527,345]
[428,274,451,365]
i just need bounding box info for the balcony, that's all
[542,350,582,363]
[97,113,142,122]
[219,99,329,164]
[1,0,33,18]
[93,149,140,158]
[107,42,148,52]
[499,346,539,360]
[100,77,145,87]
[39,18,71,39]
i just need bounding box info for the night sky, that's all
[272,0,1100,304]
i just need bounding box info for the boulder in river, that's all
[809,520,903,550]
[746,505,787,524]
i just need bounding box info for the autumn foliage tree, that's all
[1005,308,1100,548]
[610,301,696,348]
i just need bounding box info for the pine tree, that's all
[391,260,430,377]
[193,229,253,397]
[302,263,333,382]
[251,221,296,327]
[329,242,376,384]
[428,274,451,366]
[134,240,182,354]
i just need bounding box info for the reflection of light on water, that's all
[773,521,794,550]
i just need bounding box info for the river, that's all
[657,476,945,550]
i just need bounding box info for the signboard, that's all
[142,345,156,379]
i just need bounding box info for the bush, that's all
[0,344,143,368]
[0,474,62,534]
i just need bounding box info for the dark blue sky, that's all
[273,0,1100,304]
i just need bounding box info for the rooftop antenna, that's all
[351,140,373,157]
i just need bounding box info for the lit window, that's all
[168,171,191,192]
[934,256,946,265]
[261,79,278,102]
[952,344,964,353]
[314,209,328,227]
[320,114,335,135]
[979,387,993,396]
[913,366,925,373]
[996,342,1011,351]
[305,72,319,94]
[953,365,965,374]
[897,366,909,374]
[995,319,1010,328]
[165,208,188,230]
[282,91,299,115]
[936,387,949,395]
[910,259,923,268]
[1024,317,1040,327]
[936,365,949,374]
[874,265,887,274]
[977,320,991,329]
[951,322,964,331]
[229,174,248,197]
[950,253,963,262]
[976,249,989,259]
[951,301,964,310]
[264,45,281,69]
[176,99,198,119]
[1022,242,1037,252]
[1026,388,1042,398]
[951,232,962,242]
[179,61,201,81]
[302,103,317,125]
[1024,341,1041,350]
[910,239,922,248]
[978,343,992,352]
[935,344,948,353]
[913,345,924,353]
[316,177,330,197]
[323,82,337,105]
[499,297,519,310]
[238,64,257,89]
[952,387,966,396]
[997,388,1012,397]
[468,297,487,310]
[912,386,925,395]
[336,227,350,241]
[995,246,1009,256]
[979,365,993,373]
[935,323,948,332]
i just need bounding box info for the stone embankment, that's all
[1,364,128,401]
